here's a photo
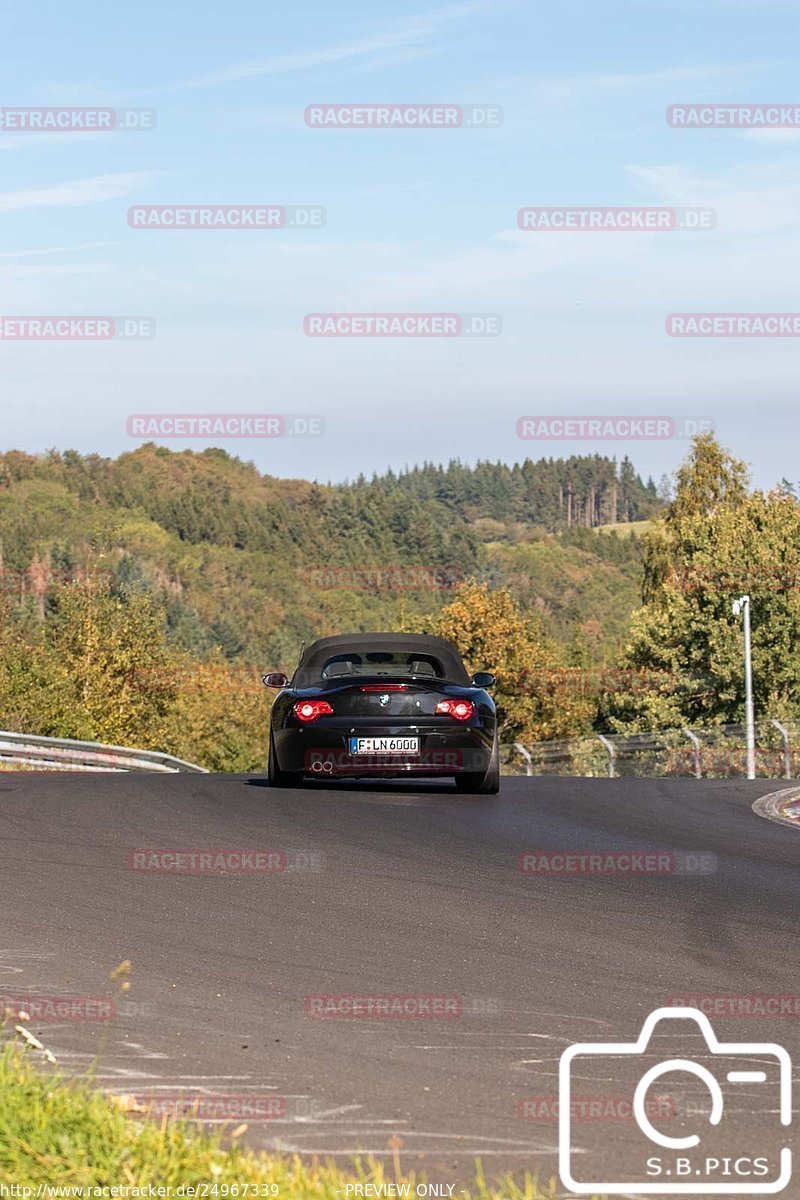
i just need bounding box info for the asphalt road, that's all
[1,771,798,1189]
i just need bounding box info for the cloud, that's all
[131,1,494,96]
[0,241,113,259]
[740,127,800,143]
[0,263,110,279]
[0,131,108,152]
[627,161,800,232]
[0,172,155,214]
[537,59,779,105]
[243,157,800,310]
[345,46,444,76]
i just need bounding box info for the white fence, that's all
[0,730,208,773]
[506,720,800,779]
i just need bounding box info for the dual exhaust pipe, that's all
[310,760,334,773]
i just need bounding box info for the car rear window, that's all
[320,652,445,680]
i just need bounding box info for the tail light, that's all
[294,699,334,723]
[435,698,475,721]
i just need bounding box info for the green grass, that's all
[593,519,652,537]
[0,1040,560,1198]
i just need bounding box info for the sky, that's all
[1,0,798,488]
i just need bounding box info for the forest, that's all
[1,437,797,769]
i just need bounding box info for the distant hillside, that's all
[483,529,644,648]
[350,455,660,530]
[0,446,658,669]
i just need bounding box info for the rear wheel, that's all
[454,734,500,794]
[268,732,305,789]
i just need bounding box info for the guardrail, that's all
[507,720,800,779]
[0,730,208,773]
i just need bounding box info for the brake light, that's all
[360,685,408,692]
[294,699,334,723]
[435,699,475,721]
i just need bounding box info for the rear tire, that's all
[454,734,500,794]
[268,732,305,789]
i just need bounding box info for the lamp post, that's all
[732,595,756,780]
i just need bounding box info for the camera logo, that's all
[559,1006,791,1193]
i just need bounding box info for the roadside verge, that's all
[752,786,800,828]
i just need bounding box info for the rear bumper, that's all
[274,723,493,777]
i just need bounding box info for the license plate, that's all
[349,736,419,755]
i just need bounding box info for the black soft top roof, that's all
[293,632,470,687]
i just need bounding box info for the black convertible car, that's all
[263,632,499,792]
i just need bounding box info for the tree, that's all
[41,586,179,744]
[606,434,800,730]
[429,582,595,742]
[657,473,673,504]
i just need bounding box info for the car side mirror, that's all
[470,671,496,688]
[262,672,289,688]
